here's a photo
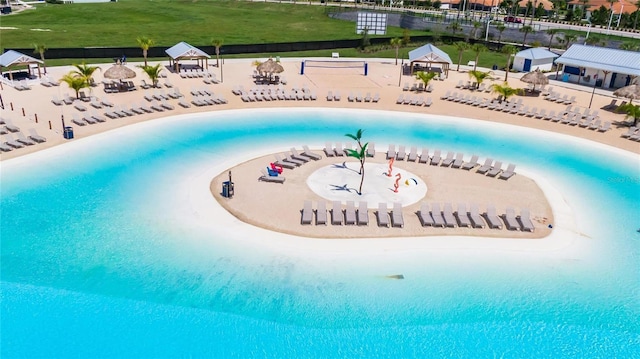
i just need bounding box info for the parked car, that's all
[504,16,522,23]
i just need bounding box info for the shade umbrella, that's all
[256,58,284,76]
[103,64,137,80]
[613,83,640,104]
[519,68,549,92]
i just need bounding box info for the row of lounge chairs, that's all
[145,88,184,102]
[301,201,403,228]
[190,94,227,107]
[621,126,640,142]
[239,88,316,102]
[140,79,174,89]
[347,92,380,103]
[39,76,60,87]
[260,146,321,183]
[396,94,433,106]
[402,82,434,92]
[103,81,136,93]
[323,142,375,158]
[12,80,31,91]
[417,203,534,231]
[455,80,492,93]
[544,91,576,105]
[602,99,627,113]
[0,130,47,152]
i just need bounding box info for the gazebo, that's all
[408,43,453,77]
[0,50,44,81]
[165,41,210,73]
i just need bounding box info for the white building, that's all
[512,48,558,73]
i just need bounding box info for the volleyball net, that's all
[300,60,368,76]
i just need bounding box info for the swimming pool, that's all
[1,108,639,357]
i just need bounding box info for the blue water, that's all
[1,108,639,358]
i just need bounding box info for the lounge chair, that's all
[74,102,87,112]
[333,91,341,101]
[597,121,611,132]
[323,142,335,157]
[0,142,12,152]
[334,142,344,157]
[2,134,23,149]
[451,153,465,168]
[455,203,472,227]
[71,114,87,126]
[28,129,47,143]
[366,142,375,157]
[301,200,313,225]
[326,91,333,101]
[302,145,322,160]
[391,202,404,228]
[430,203,446,227]
[503,207,520,231]
[396,94,405,104]
[486,161,503,177]
[499,163,516,180]
[442,203,457,228]
[357,201,369,225]
[331,201,343,225]
[484,205,503,229]
[424,97,433,107]
[316,201,327,225]
[407,146,418,161]
[376,203,389,227]
[284,153,304,166]
[15,132,35,146]
[386,144,396,160]
[469,203,485,228]
[518,208,535,232]
[161,99,175,110]
[259,169,285,183]
[51,96,63,106]
[476,158,494,174]
[372,93,380,102]
[621,126,638,138]
[396,145,406,160]
[418,203,434,227]
[290,148,310,163]
[273,154,296,169]
[602,99,617,111]
[418,148,429,164]
[345,201,357,225]
[430,150,441,166]
[440,151,455,167]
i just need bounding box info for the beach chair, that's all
[430,150,441,166]
[273,154,296,169]
[602,99,617,111]
[503,207,520,231]
[333,91,341,101]
[476,158,494,174]
[386,144,396,160]
[0,142,12,152]
[316,201,327,225]
[589,119,602,130]
[451,153,465,168]
[597,121,611,132]
[74,102,87,112]
[302,145,322,160]
[430,203,446,228]
[2,134,23,149]
[301,200,313,225]
[418,148,430,164]
[372,93,380,103]
[486,161,503,177]
[326,91,333,101]
[376,203,389,227]
[441,90,451,100]
[51,96,63,106]
[498,163,516,180]
[15,132,35,146]
[323,142,335,157]
[364,92,371,102]
[418,203,434,227]
[443,203,457,228]
[290,148,310,163]
[396,94,405,104]
[357,201,369,226]
[28,129,46,143]
[621,126,638,138]
[424,97,433,107]
[345,201,357,225]
[455,203,472,227]
[407,146,418,162]
[518,208,535,232]
[440,151,455,167]
[334,142,344,157]
[484,205,503,229]
[331,201,343,225]
[469,204,485,228]
[284,153,305,166]
[396,145,406,160]
[366,142,375,157]
[71,113,87,126]
[391,202,404,228]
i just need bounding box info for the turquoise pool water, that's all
[1,108,639,357]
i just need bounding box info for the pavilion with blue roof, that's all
[408,43,453,77]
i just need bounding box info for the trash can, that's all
[492,64,498,70]
[63,126,74,139]
[222,181,234,198]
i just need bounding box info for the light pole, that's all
[485,19,493,41]
[584,19,592,44]
[589,70,599,109]
[607,4,615,34]
[617,3,624,27]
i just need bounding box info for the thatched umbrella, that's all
[256,58,284,76]
[519,68,549,92]
[613,83,640,104]
[103,64,137,80]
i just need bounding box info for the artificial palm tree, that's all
[468,70,493,90]
[519,25,534,46]
[32,43,47,73]
[211,38,223,67]
[490,82,522,103]
[617,103,640,125]
[138,63,163,87]
[60,73,89,99]
[471,43,487,72]
[72,62,101,87]
[136,36,154,67]
[390,38,402,65]
[501,45,518,82]
[496,23,506,44]
[454,41,469,72]
[546,29,561,50]
[415,71,438,88]
[345,129,368,195]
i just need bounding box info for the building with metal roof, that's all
[513,47,559,72]
[0,50,44,81]
[165,42,210,72]
[554,44,640,89]
[408,43,453,77]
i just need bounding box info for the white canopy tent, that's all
[165,41,210,72]
[408,43,453,77]
[0,50,44,81]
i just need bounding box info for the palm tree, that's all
[468,70,493,90]
[634,0,640,29]
[620,42,640,51]
[617,103,640,125]
[60,73,89,99]
[138,63,163,87]
[345,129,368,195]
[454,41,469,72]
[501,44,518,82]
[390,37,402,65]
[415,71,438,87]
[496,23,506,44]
[562,34,578,49]
[447,21,462,36]
[33,43,47,73]
[211,38,223,67]
[585,34,606,46]
[490,82,522,103]
[136,36,154,67]
[72,62,101,87]
[470,21,482,40]
[471,43,487,72]
[519,25,534,46]
[546,29,561,50]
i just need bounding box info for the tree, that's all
[138,63,163,87]
[519,25,534,46]
[470,21,482,40]
[72,62,101,87]
[454,41,469,72]
[390,38,402,65]
[211,38,223,67]
[546,29,561,50]
[501,44,518,82]
[60,73,89,99]
[634,0,640,29]
[468,70,493,89]
[562,33,578,49]
[470,43,487,72]
[585,34,605,46]
[617,103,640,125]
[360,27,370,50]
[136,36,154,67]
[415,71,438,88]
[402,29,411,46]
[33,43,47,73]
[345,129,368,195]
[496,23,506,44]
[447,21,462,35]
[490,82,522,102]
[620,42,640,51]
